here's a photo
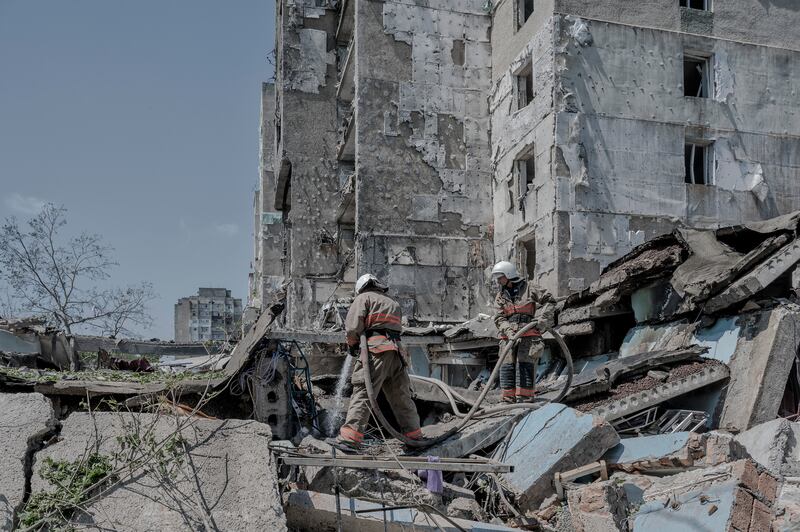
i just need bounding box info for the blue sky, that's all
[0,0,275,339]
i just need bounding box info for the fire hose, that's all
[361,322,574,449]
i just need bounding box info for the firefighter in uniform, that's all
[335,274,422,451]
[492,261,555,403]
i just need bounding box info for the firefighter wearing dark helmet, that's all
[491,261,555,403]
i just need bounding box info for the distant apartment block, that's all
[174,288,243,342]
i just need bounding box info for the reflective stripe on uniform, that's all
[365,313,401,328]
[498,329,542,340]
[369,344,398,354]
[516,387,535,397]
[502,302,535,317]
[501,388,516,398]
[340,425,364,443]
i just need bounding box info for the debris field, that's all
[4,212,800,530]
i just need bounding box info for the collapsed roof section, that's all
[558,210,800,330]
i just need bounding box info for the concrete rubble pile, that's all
[267,211,800,531]
[7,213,800,530]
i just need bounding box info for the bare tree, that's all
[0,204,155,337]
[0,287,22,319]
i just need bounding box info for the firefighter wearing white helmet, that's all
[492,261,555,403]
[333,273,421,452]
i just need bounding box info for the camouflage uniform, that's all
[494,279,554,402]
[338,289,421,444]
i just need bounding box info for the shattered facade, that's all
[250,0,800,326]
[493,2,800,296]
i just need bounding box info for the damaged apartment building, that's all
[249,0,800,327]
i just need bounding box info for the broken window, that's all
[519,238,536,280]
[685,141,714,185]
[680,0,711,10]
[515,61,534,110]
[521,155,535,190]
[515,151,535,209]
[684,52,712,98]
[517,0,534,29]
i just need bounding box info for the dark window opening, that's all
[779,355,800,420]
[684,53,711,98]
[680,0,710,10]
[517,0,534,28]
[507,187,515,213]
[685,142,713,185]
[521,239,536,280]
[515,150,535,218]
[516,155,535,200]
[516,62,534,110]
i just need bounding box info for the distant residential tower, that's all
[174,288,243,342]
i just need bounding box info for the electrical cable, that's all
[361,322,574,449]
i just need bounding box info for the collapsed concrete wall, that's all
[29,413,287,531]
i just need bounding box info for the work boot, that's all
[500,364,516,404]
[516,392,536,403]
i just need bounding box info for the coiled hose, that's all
[361,322,574,449]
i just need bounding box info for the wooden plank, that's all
[280,456,513,473]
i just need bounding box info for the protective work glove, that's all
[498,322,517,339]
[348,343,360,357]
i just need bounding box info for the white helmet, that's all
[355,273,387,295]
[491,261,521,282]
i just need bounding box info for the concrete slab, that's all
[286,489,515,532]
[0,393,56,531]
[30,412,286,531]
[632,480,740,531]
[735,418,800,475]
[720,306,800,432]
[424,414,517,458]
[631,459,778,532]
[604,432,694,465]
[495,403,619,511]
